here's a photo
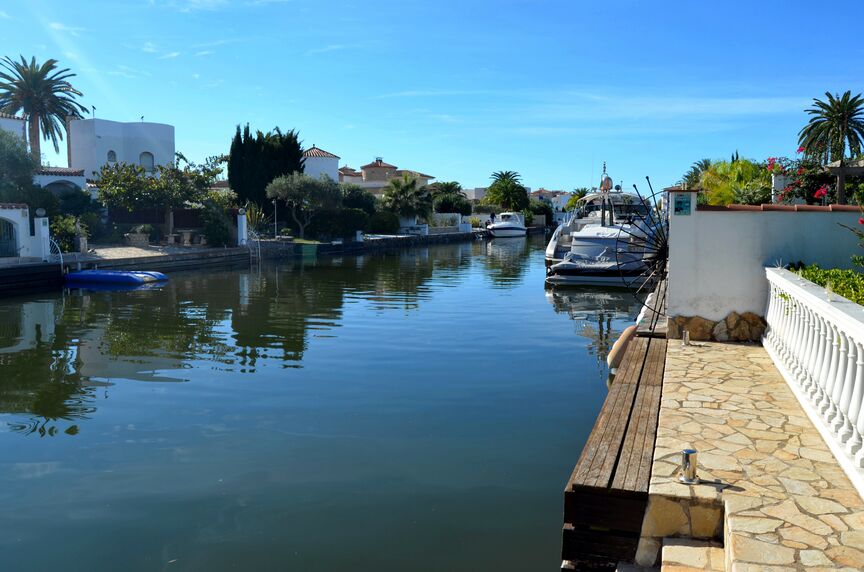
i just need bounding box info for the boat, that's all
[65,270,169,285]
[544,165,660,288]
[487,212,527,237]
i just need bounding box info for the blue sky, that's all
[3,0,863,192]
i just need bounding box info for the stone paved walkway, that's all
[85,244,214,259]
[638,342,864,571]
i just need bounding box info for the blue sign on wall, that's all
[674,193,692,216]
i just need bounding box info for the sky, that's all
[2,0,863,193]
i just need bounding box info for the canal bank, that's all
[0,227,547,296]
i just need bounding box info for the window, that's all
[107,150,117,163]
[139,151,155,172]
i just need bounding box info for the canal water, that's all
[0,236,641,571]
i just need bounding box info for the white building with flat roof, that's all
[68,118,175,179]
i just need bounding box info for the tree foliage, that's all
[228,124,304,208]
[484,170,529,211]
[0,129,58,215]
[680,158,712,189]
[340,183,377,215]
[266,173,341,239]
[380,173,432,220]
[0,56,86,162]
[564,187,590,211]
[700,158,771,206]
[798,91,864,203]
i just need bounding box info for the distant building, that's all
[302,145,340,181]
[0,111,26,139]
[337,157,435,197]
[463,187,488,201]
[68,118,175,179]
[531,188,571,211]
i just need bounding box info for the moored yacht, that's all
[545,166,659,288]
[488,212,527,237]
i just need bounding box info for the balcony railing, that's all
[764,267,864,492]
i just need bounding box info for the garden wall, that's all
[666,192,861,340]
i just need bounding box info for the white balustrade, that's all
[764,268,864,492]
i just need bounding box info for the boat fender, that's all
[607,325,637,370]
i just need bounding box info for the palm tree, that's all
[381,173,432,220]
[681,158,712,189]
[798,91,864,204]
[490,170,522,185]
[429,181,465,200]
[0,56,86,163]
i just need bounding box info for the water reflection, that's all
[545,287,643,367]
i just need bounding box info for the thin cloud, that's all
[194,50,213,56]
[142,41,158,53]
[306,44,349,55]
[158,51,181,60]
[0,10,10,19]
[49,22,86,37]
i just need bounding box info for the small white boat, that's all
[488,212,527,237]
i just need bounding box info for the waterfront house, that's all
[302,145,340,181]
[337,157,435,197]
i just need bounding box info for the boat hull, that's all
[65,270,169,285]
[488,226,527,237]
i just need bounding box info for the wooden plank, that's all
[611,384,661,493]
[564,488,647,531]
[568,382,637,489]
[640,338,667,387]
[561,523,639,563]
[614,337,649,385]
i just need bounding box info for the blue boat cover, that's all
[65,270,169,285]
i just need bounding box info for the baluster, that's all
[790,299,807,376]
[777,291,793,360]
[820,323,841,414]
[848,341,864,456]
[801,307,819,392]
[828,331,849,426]
[810,316,829,402]
[837,335,858,440]
[765,284,778,344]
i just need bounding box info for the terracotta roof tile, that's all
[37,166,85,176]
[339,166,359,174]
[0,203,29,209]
[303,146,340,159]
[362,158,398,169]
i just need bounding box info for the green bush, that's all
[367,211,400,234]
[469,216,482,228]
[58,188,100,216]
[201,204,232,247]
[78,212,107,241]
[337,208,369,236]
[472,204,500,214]
[341,184,377,215]
[50,215,86,253]
[794,264,864,305]
[433,194,472,215]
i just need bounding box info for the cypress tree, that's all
[227,124,305,210]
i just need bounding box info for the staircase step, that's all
[661,538,724,572]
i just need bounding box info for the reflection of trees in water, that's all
[546,288,643,366]
[0,241,481,433]
[482,238,531,286]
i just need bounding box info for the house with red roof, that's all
[338,157,436,196]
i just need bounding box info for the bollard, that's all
[679,448,700,484]
[682,330,691,346]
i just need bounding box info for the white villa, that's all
[302,145,340,181]
[67,118,175,179]
[337,157,435,197]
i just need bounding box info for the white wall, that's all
[667,194,862,321]
[464,187,487,201]
[69,118,175,178]
[0,205,43,258]
[0,116,26,139]
[33,173,87,190]
[304,156,339,181]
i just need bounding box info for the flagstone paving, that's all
[636,341,864,571]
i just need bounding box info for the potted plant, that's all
[124,224,152,247]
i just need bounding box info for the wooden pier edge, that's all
[561,281,667,569]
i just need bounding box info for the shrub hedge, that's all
[793,264,864,305]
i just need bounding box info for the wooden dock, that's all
[561,283,668,570]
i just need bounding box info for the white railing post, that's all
[764,267,864,493]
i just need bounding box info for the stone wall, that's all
[668,311,766,342]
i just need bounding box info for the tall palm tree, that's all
[490,170,521,185]
[681,158,712,189]
[429,181,465,200]
[798,90,864,204]
[381,173,432,220]
[0,56,86,163]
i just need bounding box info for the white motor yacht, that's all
[488,212,527,237]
